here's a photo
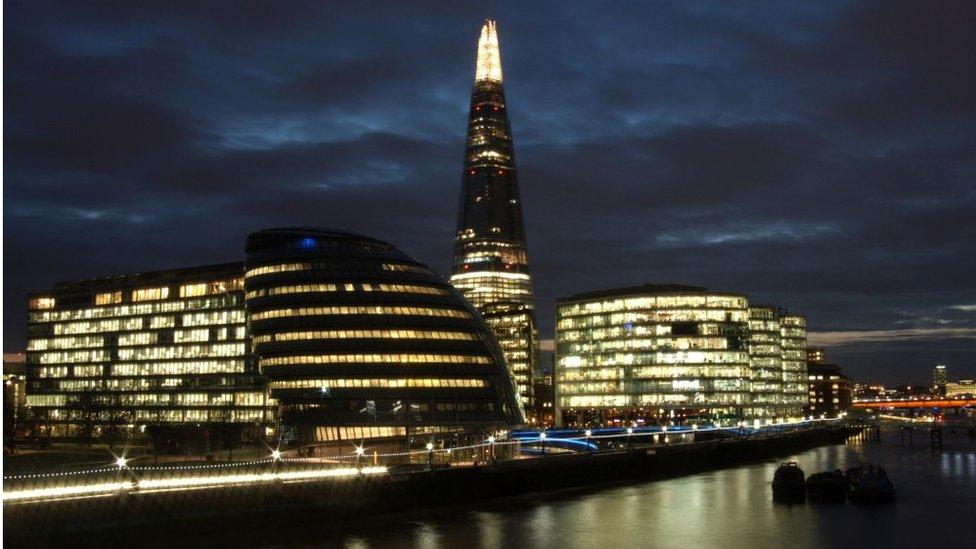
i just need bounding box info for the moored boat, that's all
[772,462,806,501]
[806,470,847,502]
[847,464,896,503]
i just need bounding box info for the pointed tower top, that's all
[475,19,503,83]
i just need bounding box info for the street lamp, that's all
[539,431,547,455]
[425,441,434,470]
[487,436,496,463]
[354,445,365,471]
[626,427,633,449]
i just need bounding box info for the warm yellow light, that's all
[475,20,503,83]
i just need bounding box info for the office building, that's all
[780,314,809,417]
[807,362,852,418]
[244,227,524,447]
[748,307,784,418]
[25,264,272,446]
[450,20,539,407]
[807,347,825,364]
[554,284,753,426]
[945,379,975,398]
[933,364,948,395]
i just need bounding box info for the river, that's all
[211,426,976,548]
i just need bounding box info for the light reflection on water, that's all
[245,430,975,548]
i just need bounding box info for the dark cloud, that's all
[4,0,975,384]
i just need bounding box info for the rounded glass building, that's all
[244,228,523,447]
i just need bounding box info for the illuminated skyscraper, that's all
[451,20,538,408]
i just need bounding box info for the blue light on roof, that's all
[299,237,317,250]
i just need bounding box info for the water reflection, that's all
[226,429,975,548]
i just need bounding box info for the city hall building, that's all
[554,284,807,427]
[245,228,524,446]
[25,263,272,446]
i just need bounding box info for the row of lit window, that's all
[560,351,751,368]
[111,360,248,377]
[27,335,104,351]
[557,393,748,408]
[259,353,491,367]
[557,366,750,381]
[35,377,258,391]
[37,409,269,423]
[245,282,449,299]
[252,329,477,345]
[36,349,111,365]
[557,310,750,328]
[559,295,749,315]
[245,261,430,280]
[30,295,241,323]
[116,342,246,361]
[557,379,748,395]
[250,306,471,321]
[269,378,487,390]
[560,337,736,353]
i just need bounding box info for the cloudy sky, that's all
[4,1,974,384]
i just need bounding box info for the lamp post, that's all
[539,432,547,455]
[626,427,633,449]
[487,436,496,463]
[354,445,365,471]
[585,429,593,453]
[425,441,434,470]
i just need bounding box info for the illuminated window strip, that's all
[250,306,470,321]
[269,378,486,390]
[245,283,449,300]
[245,262,430,279]
[252,329,476,345]
[259,354,491,367]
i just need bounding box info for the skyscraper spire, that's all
[451,20,538,412]
[475,20,503,83]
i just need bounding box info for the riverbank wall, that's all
[4,425,855,546]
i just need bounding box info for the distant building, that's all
[945,379,975,398]
[780,314,809,416]
[933,364,948,395]
[532,371,555,427]
[244,228,524,448]
[807,348,826,364]
[748,306,784,418]
[807,363,852,418]
[450,20,539,408]
[554,284,807,426]
[25,263,273,447]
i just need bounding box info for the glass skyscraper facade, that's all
[25,264,272,443]
[554,284,808,426]
[245,228,524,447]
[748,306,784,418]
[450,20,538,409]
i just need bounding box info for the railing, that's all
[3,418,843,504]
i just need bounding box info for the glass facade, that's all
[25,263,273,441]
[245,228,524,446]
[747,306,784,417]
[554,284,808,426]
[450,20,538,408]
[780,314,808,416]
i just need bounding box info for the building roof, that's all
[557,283,745,303]
[38,262,245,296]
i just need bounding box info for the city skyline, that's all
[4,1,975,385]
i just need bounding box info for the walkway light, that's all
[271,449,282,461]
[354,445,365,456]
[115,456,128,469]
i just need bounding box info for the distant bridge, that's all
[852,397,976,409]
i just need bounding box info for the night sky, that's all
[4,1,975,384]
